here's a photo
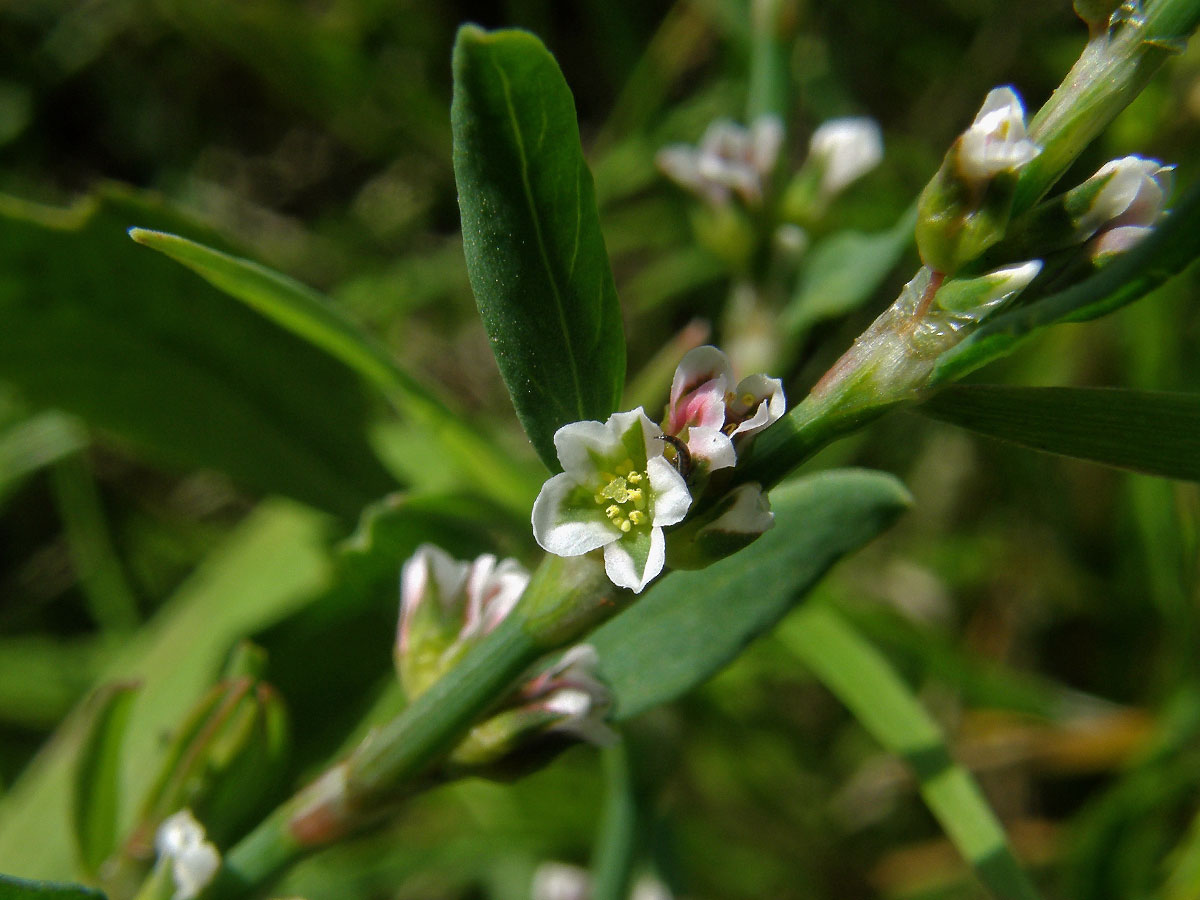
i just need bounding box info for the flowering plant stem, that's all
[736,0,1200,491]
[206,555,620,899]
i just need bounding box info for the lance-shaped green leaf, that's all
[0,188,393,519]
[781,604,1041,900]
[0,875,105,900]
[452,26,626,471]
[71,683,139,876]
[932,180,1200,385]
[920,385,1200,481]
[128,228,541,513]
[589,469,912,720]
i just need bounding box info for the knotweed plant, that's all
[3,1,1200,899]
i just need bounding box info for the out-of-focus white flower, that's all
[957,87,1041,181]
[807,117,883,197]
[532,409,692,593]
[657,115,784,206]
[155,810,220,900]
[531,862,676,900]
[397,546,530,698]
[519,644,616,746]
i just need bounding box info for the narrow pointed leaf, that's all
[781,605,1041,900]
[921,385,1200,481]
[129,228,542,513]
[71,683,139,875]
[932,181,1200,385]
[452,26,626,471]
[0,876,105,900]
[590,469,912,720]
[0,188,393,518]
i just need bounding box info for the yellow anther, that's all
[626,471,643,484]
[619,519,632,533]
[606,505,620,518]
[742,392,756,407]
[628,510,645,526]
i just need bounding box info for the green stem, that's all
[590,739,639,900]
[746,0,794,123]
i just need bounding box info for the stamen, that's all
[606,505,620,518]
[628,510,645,525]
[619,519,632,533]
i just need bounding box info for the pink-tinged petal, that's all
[532,472,618,557]
[461,555,530,639]
[728,374,786,439]
[398,544,469,656]
[1090,224,1153,264]
[668,345,733,433]
[646,455,692,527]
[603,526,666,594]
[685,425,736,472]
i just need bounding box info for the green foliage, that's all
[592,469,912,720]
[0,189,394,519]
[71,683,138,876]
[452,26,626,471]
[0,875,104,900]
[922,385,1200,481]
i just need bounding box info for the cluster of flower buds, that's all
[656,115,784,208]
[395,546,613,773]
[917,87,1042,274]
[532,346,784,593]
[153,810,220,900]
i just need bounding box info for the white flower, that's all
[664,346,786,466]
[657,115,784,206]
[532,409,692,593]
[1072,155,1172,262]
[957,87,1041,181]
[155,810,220,900]
[808,117,883,197]
[397,545,530,698]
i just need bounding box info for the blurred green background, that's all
[1,0,1199,898]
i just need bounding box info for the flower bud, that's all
[396,545,529,698]
[933,260,1043,316]
[1070,155,1171,237]
[131,671,288,853]
[917,87,1041,273]
[665,483,775,570]
[153,810,220,900]
[446,644,615,777]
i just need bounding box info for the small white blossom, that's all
[657,115,784,206]
[1072,155,1172,263]
[522,644,616,746]
[532,409,691,593]
[957,87,1041,181]
[155,810,220,900]
[808,117,883,197]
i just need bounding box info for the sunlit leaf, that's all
[591,469,912,720]
[452,26,626,471]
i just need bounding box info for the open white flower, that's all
[957,86,1041,181]
[808,117,883,197]
[532,409,691,593]
[155,809,220,900]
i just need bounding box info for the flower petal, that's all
[728,374,786,439]
[685,425,737,471]
[668,345,733,433]
[603,525,666,594]
[646,455,692,527]
[532,472,618,557]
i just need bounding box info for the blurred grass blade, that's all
[781,604,1041,900]
[71,683,138,876]
[932,181,1200,385]
[589,739,637,900]
[0,875,105,899]
[452,26,626,471]
[921,385,1200,481]
[0,188,394,519]
[782,204,917,340]
[129,228,540,513]
[0,412,87,504]
[0,500,330,879]
[591,469,912,720]
[50,456,140,632]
